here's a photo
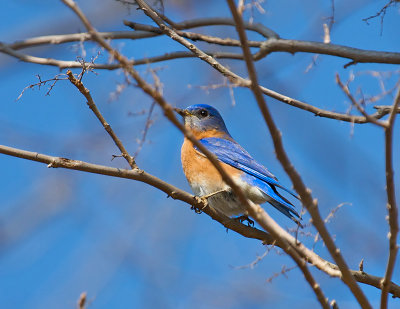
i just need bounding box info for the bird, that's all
[175,104,302,226]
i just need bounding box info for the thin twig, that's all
[16,74,67,101]
[66,70,136,168]
[134,102,156,158]
[335,73,386,127]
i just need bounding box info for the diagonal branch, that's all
[226,0,371,308]
[1,142,400,298]
[0,144,274,243]
[335,73,386,128]
[66,70,136,168]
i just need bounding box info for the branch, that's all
[124,20,261,47]
[121,21,397,125]
[59,4,340,304]
[0,42,243,69]
[0,144,273,243]
[255,39,400,65]
[3,25,400,123]
[60,1,263,246]
[226,1,328,308]
[66,70,136,168]
[6,24,400,66]
[380,86,400,308]
[335,73,386,128]
[227,0,371,308]
[2,142,400,298]
[56,0,400,301]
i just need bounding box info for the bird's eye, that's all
[199,109,209,117]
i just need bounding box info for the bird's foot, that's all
[235,215,254,227]
[191,196,208,214]
[191,205,203,214]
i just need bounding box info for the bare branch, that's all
[381,86,400,308]
[134,101,156,158]
[226,1,331,307]
[124,20,261,47]
[363,0,398,34]
[124,18,399,125]
[254,39,400,65]
[1,141,400,297]
[335,73,386,127]
[16,74,67,100]
[66,70,137,168]
[227,0,371,307]
[0,143,275,244]
[1,42,244,69]
[77,292,87,309]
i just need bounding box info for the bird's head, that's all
[174,104,230,137]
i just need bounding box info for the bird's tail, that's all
[266,186,303,228]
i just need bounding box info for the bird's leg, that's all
[192,189,229,214]
[235,215,255,227]
[201,189,229,200]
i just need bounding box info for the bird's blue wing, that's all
[197,137,298,198]
[196,137,301,224]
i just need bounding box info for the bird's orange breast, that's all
[181,137,240,188]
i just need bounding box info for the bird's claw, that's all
[191,196,208,214]
[235,215,254,227]
[191,205,203,214]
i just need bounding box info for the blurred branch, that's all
[380,86,400,308]
[5,24,400,66]
[335,73,386,127]
[2,17,400,123]
[77,292,87,309]
[0,42,243,69]
[123,20,400,124]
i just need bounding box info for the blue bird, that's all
[175,104,301,226]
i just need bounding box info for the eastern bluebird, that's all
[175,104,302,226]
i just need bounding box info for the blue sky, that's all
[0,0,399,308]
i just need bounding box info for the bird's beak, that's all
[174,107,191,117]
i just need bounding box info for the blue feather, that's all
[241,174,301,221]
[196,137,302,224]
[197,138,298,198]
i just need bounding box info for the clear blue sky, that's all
[0,0,399,308]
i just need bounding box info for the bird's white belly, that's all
[190,176,267,217]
